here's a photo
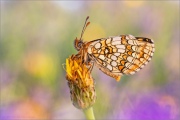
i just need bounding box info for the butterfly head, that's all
[74,38,84,51]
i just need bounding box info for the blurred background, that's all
[0,1,179,119]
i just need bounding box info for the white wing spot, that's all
[111,55,117,60]
[113,37,121,41]
[130,71,135,75]
[144,49,149,54]
[151,39,154,43]
[151,52,154,56]
[125,62,131,67]
[132,52,136,58]
[111,61,117,67]
[116,45,125,49]
[132,46,137,51]
[105,49,109,54]
[127,40,134,45]
[112,41,121,45]
[140,64,145,68]
[114,53,120,56]
[127,56,133,62]
[126,34,136,39]
[140,58,144,62]
[144,61,148,65]
[136,68,140,72]
[107,64,113,71]
[118,49,125,53]
[87,47,92,54]
[106,38,111,44]
[99,55,105,60]
[95,43,101,49]
[148,57,151,61]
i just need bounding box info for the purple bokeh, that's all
[111,92,179,120]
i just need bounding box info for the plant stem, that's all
[83,107,95,120]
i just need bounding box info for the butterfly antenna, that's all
[80,16,90,40]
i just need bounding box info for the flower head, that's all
[65,54,96,109]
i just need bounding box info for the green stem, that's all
[83,107,95,120]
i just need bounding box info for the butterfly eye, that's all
[78,42,83,48]
[74,39,84,51]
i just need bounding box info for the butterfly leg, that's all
[88,61,94,73]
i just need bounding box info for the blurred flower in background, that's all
[108,78,180,120]
[0,1,179,119]
[106,77,180,119]
[0,99,49,119]
[111,92,179,120]
[23,51,57,86]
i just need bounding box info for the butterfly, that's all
[74,16,155,81]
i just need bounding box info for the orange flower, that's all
[65,54,96,109]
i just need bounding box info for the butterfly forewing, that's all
[87,35,155,77]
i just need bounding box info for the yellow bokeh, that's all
[23,51,56,80]
[83,23,106,41]
[124,1,144,8]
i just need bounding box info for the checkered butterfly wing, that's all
[87,34,155,80]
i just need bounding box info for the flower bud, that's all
[65,55,96,109]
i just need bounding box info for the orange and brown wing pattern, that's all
[87,34,155,80]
